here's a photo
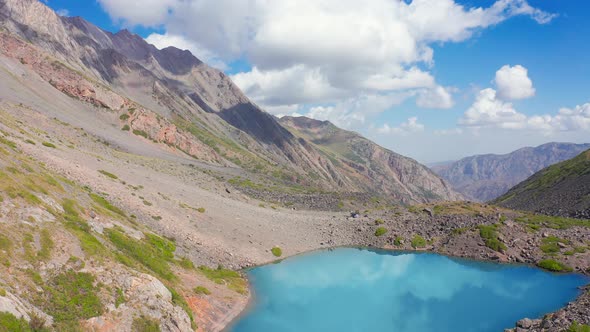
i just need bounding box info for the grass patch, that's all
[132,317,160,332]
[119,114,130,121]
[540,236,570,254]
[198,266,247,295]
[38,229,54,261]
[537,259,573,272]
[167,287,196,330]
[411,235,427,248]
[194,286,211,295]
[452,227,469,235]
[0,136,17,150]
[106,229,175,281]
[98,170,118,180]
[374,218,384,225]
[271,247,282,257]
[121,125,130,131]
[89,193,126,218]
[115,288,125,308]
[478,224,506,252]
[197,207,205,213]
[177,257,195,270]
[568,321,590,332]
[36,271,103,323]
[41,142,56,148]
[515,214,590,230]
[394,236,403,246]
[0,312,35,332]
[62,199,107,257]
[374,227,388,237]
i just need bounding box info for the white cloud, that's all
[307,93,413,129]
[461,87,590,134]
[494,65,535,100]
[377,117,425,135]
[98,0,554,111]
[56,9,69,17]
[460,88,526,129]
[145,33,228,70]
[98,0,177,26]
[416,86,455,109]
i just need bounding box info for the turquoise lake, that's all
[229,248,588,332]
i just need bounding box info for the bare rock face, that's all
[432,142,590,201]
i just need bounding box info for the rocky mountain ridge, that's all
[432,142,590,202]
[0,0,459,204]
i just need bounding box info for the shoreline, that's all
[221,234,590,332]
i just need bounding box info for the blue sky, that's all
[45,0,590,163]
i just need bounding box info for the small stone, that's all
[517,318,533,329]
[558,242,567,249]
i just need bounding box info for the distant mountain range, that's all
[0,0,459,204]
[494,149,590,219]
[431,142,590,202]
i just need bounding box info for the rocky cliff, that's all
[432,142,590,202]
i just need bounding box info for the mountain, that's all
[279,116,462,203]
[494,149,590,219]
[0,0,459,204]
[431,142,590,202]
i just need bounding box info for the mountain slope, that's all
[494,149,590,219]
[0,0,460,204]
[279,116,462,203]
[432,142,590,201]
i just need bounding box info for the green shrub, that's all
[271,247,282,257]
[121,125,130,131]
[540,236,569,254]
[98,170,118,180]
[37,271,103,323]
[178,257,195,270]
[194,286,211,295]
[375,219,384,225]
[411,235,427,248]
[537,259,573,272]
[394,236,403,246]
[198,265,247,295]
[25,139,36,145]
[375,227,388,237]
[119,114,130,121]
[0,288,6,297]
[478,224,506,252]
[41,142,56,148]
[115,288,125,308]
[197,207,205,213]
[132,316,160,332]
[132,129,148,139]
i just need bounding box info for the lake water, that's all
[229,248,588,332]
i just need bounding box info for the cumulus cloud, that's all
[460,87,590,133]
[460,88,526,129]
[307,93,413,128]
[377,117,425,135]
[98,0,554,112]
[56,9,69,17]
[494,65,535,100]
[145,33,228,70]
[416,86,455,109]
